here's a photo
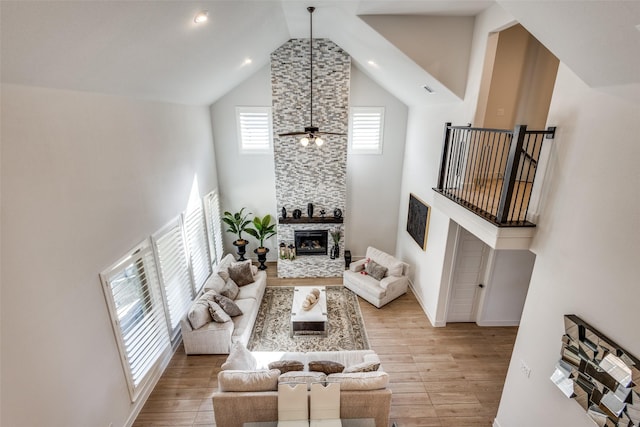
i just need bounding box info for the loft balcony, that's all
[433,123,556,249]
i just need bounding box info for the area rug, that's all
[247,286,369,352]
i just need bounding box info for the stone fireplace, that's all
[271,38,350,278]
[295,230,328,256]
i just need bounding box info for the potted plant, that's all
[246,214,277,270]
[222,208,252,260]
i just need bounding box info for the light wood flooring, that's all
[133,265,517,427]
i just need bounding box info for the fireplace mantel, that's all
[279,217,343,224]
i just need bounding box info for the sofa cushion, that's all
[221,342,257,370]
[213,294,243,317]
[309,361,345,375]
[220,278,240,300]
[326,371,389,391]
[187,299,212,329]
[343,361,380,373]
[279,371,327,388]
[230,298,258,339]
[236,280,263,301]
[204,274,226,293]
[208,301,231,323]
[217,369,280,392]
[268,360,304,374]
[366,247,403,277]
[365,260,388,281]
[227,261,254,286]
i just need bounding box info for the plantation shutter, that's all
[100,241,171,401]
[237,107,273,153]
[349,107,384,154]
[151,218,194,341]
[184,203,212,292]
[204,190,224,265]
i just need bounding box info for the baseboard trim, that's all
[493,418,503,427]
[477,320,520,327]
[408,282,445,327]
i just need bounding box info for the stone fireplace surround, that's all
[271,38,350,278]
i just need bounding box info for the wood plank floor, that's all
[134,264,517,427]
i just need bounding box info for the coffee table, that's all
[290,286,328,337]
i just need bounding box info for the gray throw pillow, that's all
[228,261,254,286]
[365,260,388,281]
[208,301,231,323]
[268,360,304,374]
[213,294,243,317]
[308,360,345,375]
[220,278,239,300]
[343,361,380,373]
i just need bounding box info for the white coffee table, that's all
[290,286,328,337]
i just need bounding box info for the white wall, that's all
[209,64,277,259]
[210,62,408,261]
[346,65,408,258]
[1,84,217,427]
[395,5,514,325]
[478,249,535,326]
[494,64,640,427]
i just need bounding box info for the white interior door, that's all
[447,227,488,322]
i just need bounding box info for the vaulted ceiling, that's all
[2,1,638,107]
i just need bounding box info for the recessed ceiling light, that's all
[242,58,253,66]
[367,60,378,68]
[194,11,209,24]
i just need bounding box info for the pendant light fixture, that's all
[278,6,345,146]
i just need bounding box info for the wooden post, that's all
[436,122,452,190]
[496,125,527,224]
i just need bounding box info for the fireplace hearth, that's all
[294,230,328,256]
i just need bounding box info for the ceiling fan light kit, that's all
[278,6,345,147]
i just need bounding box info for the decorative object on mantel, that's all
[281,206,287,218]
[246,214,277,270]
[223,208,252,261]
[277,6,346,147]
[320,209,326,218]
[301,288,321,311]
[287,244,296,260]
[307,202,314,218]
[330,228,341,259]
[551,314,639,427]
[292,209,302,219]
[333,208,342,219]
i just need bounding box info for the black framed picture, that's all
[407,193,431,250]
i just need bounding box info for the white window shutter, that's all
[204,190,224,265]
[349,107,384,154]
[237,107,273,153]
[183,203,212,293]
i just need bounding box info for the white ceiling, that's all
[2,1,638,107]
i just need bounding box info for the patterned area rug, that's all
[247,286,369,352]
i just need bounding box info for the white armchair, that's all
[343,247,409,308]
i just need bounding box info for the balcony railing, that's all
[434,122,555,227]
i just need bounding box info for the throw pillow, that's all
[343,361,380,373]
[268,360,304,374]
[278,371,327,389]
[228,261,254,286]
[208,301,231,323]
[213,294,243,317]
[218,269,230,281]
[221,342,257,370]
[217,369,280,392]
[326,371,389,391]
[308,360,345,375]
[187,300,212,329]
[365,260,388,281]
[201,289,218,301]
[219,278,239,300]
[204,274,226,293]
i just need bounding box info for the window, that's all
[349,107,385,154]
[183,202,212,293]
[236,107,273,153]
[151,218,194,342]
[100,240,171,402]
[204,190,224,266]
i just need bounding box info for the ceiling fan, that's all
[278,6,346,147]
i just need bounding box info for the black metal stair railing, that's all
[434,122,555,227]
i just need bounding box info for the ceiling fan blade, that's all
[278,131,307,136]
[317,131,347,136]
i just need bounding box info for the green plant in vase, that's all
[222,208,252,260]
[246,214,277,270]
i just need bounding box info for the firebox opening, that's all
[294,230,328,256]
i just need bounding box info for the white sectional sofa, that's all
[180,254,267,354]
[343,247,409,308]
[212,348,392,427]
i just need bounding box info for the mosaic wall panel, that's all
[551,315,639,427]
[271,38,350,277]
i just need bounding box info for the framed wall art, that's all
[407,193,431,250]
